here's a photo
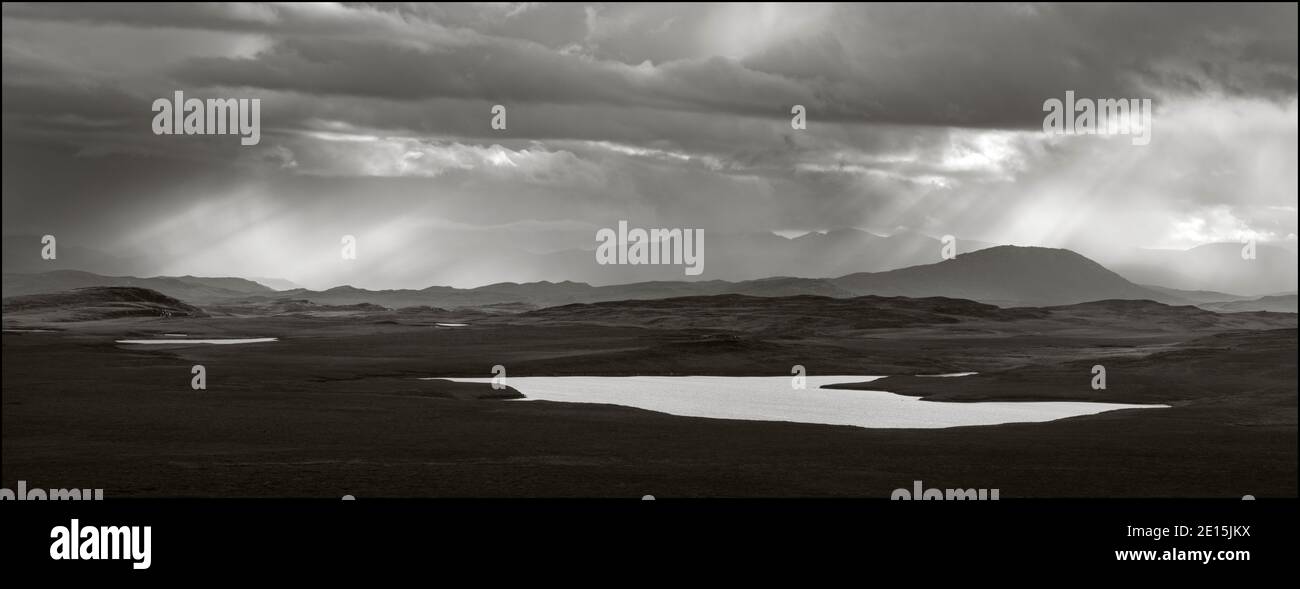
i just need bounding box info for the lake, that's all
[436,375,1166,429]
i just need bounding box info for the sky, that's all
[2,2,1297,289]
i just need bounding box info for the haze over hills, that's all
[1198,294,1299,314]
[1,230,999,289]
[7,230,1295,297]
[521,228,1001,284]
[248,277,302,291]
[1110,243,1299,297]
[1,235,146,277]
[1,246,1236,310]
[1138,284,1253,304]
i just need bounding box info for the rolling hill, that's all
[2,286,208,322]
[3,246,1192,310]
[2,270,275,304]
[1198,294,1298,314]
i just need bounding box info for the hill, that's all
[2,270,273,304]
[831,246,1179,307]
[1199,294,1298,314]
[2,286,208,322]
[3,246,1195,310]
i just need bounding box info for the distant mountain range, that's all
[1110,243,1298,297]
[2,230,997,287]
[7,231,1295,296]
[1,270,274,304]
[515,228,1001,284]
[11,246,1291,312]
[1198,294,1298,314]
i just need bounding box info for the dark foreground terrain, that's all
[2,290,1296,497]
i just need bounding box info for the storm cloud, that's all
[3,2,1296,289]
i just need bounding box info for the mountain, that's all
[1,246,1192,310]
[515,228,999,284]
[1110,242,1299,297]
[167,275,275,295]
[1,270,273,304]
[0,228,1000,289]
[2,286,207,322]
[831,246,1182,307]
[1140,284,1250,304]
[249,277,302,291]
[260,246,1175,309]
[1199,294,1298,314]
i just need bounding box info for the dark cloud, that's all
[2,3,1296,288]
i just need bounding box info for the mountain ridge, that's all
[4,245,1201,310]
